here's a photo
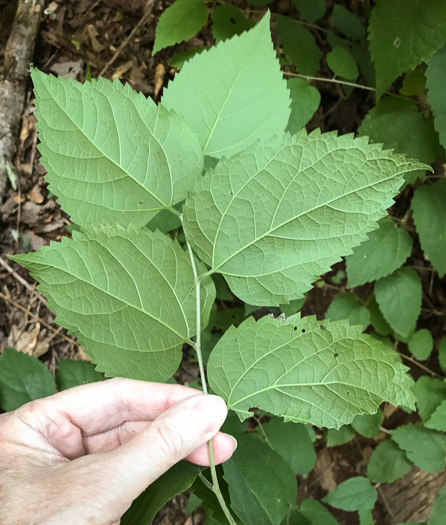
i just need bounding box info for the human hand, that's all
[0,378,235,525]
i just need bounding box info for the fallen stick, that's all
[0,0,46,200]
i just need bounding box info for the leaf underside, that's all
[184,130,427,306]
[162,13,291,159]
[12,227,215,382]
[208,315,416,429]
[31,68,203,228]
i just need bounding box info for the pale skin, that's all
[0,378,236,525]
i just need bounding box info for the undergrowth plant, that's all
[6,5,446,525]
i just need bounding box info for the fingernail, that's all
[231,435,238,451]
[193,395,228,437]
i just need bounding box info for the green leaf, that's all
[263,418,316,476]
[412,180,446,277]
[359,509,375,525]
[12,227,215,382]
[280,297,306,317]
[327,47,358,80]
[426,399,446,432]
[400,67,426,96]
[408,329,434,360]
[322,477,377,512]
[168,47,208,70]
[286,79,320,134]
[367,439,413,483]
[298,499,340,525]
[276,15,321,76]
[368,0,446,97]
[56,359,105,390]
[368,297,392,336]
[346,218,412,287]
[332,5,365,41]
[0,348,57,411]
[214,308,247,331]
[326,425,355,447]
[325,292,370,330]
[429,486,446,525]
[351,410,383,438]
[413,377,446,423]
[439,338,446,374]
[391,424,445,473]
[162,13,291,159]
[146,208,182,233]
[184,131,427,306]
[291,0,326,22]
[358,97,439,183]
[31,69,203,227]
[121,462,200,525]
[426,44,446,149]
[211,4,255,42]
[223,433,297,525]
[374,268,422,339]
[208,315,416,429]
[153,0,208,53]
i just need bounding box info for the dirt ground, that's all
[1,1,445,524]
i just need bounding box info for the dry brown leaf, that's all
[154,63,166,99]
[26,185,44,204]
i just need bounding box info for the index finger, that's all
[22,377,204,436]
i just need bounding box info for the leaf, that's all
[56,359,105,390]
[168,47,208,70]
[298,499,340,525]
[439,338,446,374]
[162,13,291,159]
[391,424,445,473]
[12,227,215,382]
[368,297,392,336]
[412,180,446,277]
[426,44,446,149]
[374,268,422,339]
[263,417,316,476]
[280,297,306,317]
[286,79,320,135]
[211,4,255,43]
[291,0,326,22]
[400,67,426,96]
[31,69,203,227]
[327,47,358,80]
[326,426,355,447]
[276,15,321,76]
[325,292,370,330]
[121,462,200,525]
[223,433,297,525]
[358,97,439,183]
[359,509,375,525]
[426,399,446,432]
[0,348,57,411]
[351,409,383,438]
[146,208,182,233]
[152,0,208,53]
[368,0,446,97]
[184,131,427,306]
[322,477,377,512]
[346,218,412,287]
[367,439,413,483]
[429,486,446,525]
[408,329,434,361]
[208,315,416,429]
[332,5,365,41]
[413,377,446,423]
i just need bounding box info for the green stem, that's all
[184,237,237,525]
[284,71,376,92]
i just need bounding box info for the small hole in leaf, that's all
[319,325,326,330]
[293,326,297,331]
[301,328,305,333]
[334,352,339,358]
[230,17,236,24]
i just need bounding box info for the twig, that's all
[0,290,82,350]
[99,1,155,76]
[397,352,441,378]
[284,71,376,92]
[0,256,47,305]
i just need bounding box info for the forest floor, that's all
[0,1,445,524]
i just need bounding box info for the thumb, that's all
[103,394,228,500]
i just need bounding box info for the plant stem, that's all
[185,238,237,525]
[284,71,376,91]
